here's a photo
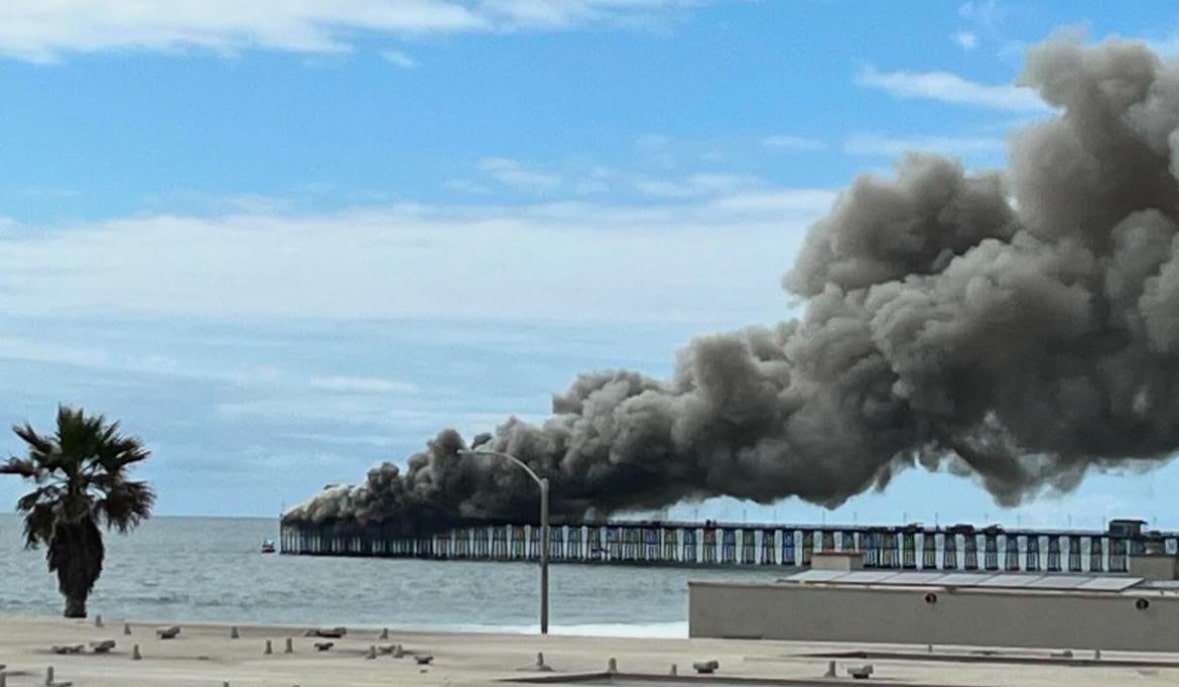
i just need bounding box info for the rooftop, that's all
[773,569,1179,595]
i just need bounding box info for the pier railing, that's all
[278,520,1179,573]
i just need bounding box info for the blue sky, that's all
[2,0,1179,526]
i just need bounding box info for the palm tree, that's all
[1,406,155,618]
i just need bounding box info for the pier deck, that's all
[279,519,1178,574]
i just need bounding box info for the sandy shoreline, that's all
[1,614,1178,686]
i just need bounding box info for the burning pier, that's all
[279,517,1176,574]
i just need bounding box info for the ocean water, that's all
[0,515,777,636]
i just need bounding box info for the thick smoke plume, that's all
[286,36,1179,532]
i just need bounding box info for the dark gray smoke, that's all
[285,36,1179,531]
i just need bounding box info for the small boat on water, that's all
[261,539,276,554]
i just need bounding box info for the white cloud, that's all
[478,157,562,190]
[216,396,397,427]
[953,31,978,51]
[379,48,417,69]
[844,133,1006,157]
[634,172,763,199]
[761,135,825,151]
[633,179,693,198]
[709,189,838,213]
[0,335,111,369]
[217,395,540,432]
[958,0,999,28]
[0,332,287,387]
[310,375,418,394]
[443,178,492,195]
[279,432,402,448]
[473,0,694,30]
[476,155,563,188]
[223,194,292,214]
[0,0,701,63]
[856,65,1049,113]
[0,191,834,324]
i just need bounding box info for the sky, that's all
[2,0,1179,527]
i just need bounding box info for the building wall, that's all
[1130,555,1179,580]
[688,581,1179,651]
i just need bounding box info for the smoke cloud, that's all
[285,36,1179,532]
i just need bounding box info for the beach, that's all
[6,518,1179,686]
[2,614,1179,687]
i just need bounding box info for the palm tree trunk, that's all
[49,518,103,619]
[63,595,87,618]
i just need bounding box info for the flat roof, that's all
[777,569,1147,593]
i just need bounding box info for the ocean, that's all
[0,515,776,636]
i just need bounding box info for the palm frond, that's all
[0,456,44,480]
[5,406,155,549]
[11,422,55,463]
[53,406,95,476]
[22,501,58,549]
[94,479,156,533]
[92,432,150,474]
[16,484,64,511]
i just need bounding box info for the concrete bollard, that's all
[607,658,618,675]
[535,652,552,671]
[264,640,273,655]
[132,644,141,660]
[824,660,836,678]
[1095,649,1101,661]
[366,646,377,660]
[45,666,53,687]
[123,623,131,636]
[391,644,404,659]
[95,615,103,628]
[669,664,677,676]
[379,628,389,640]
[230,626,239,639]
[285,638,294,654]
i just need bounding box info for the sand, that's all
[1,615,1178,686]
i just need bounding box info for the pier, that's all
[279,517,1177,573]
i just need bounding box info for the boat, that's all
[261,539,276,554]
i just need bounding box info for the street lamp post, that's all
[458,449,549,635]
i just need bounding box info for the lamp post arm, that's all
[460,449,544,490]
